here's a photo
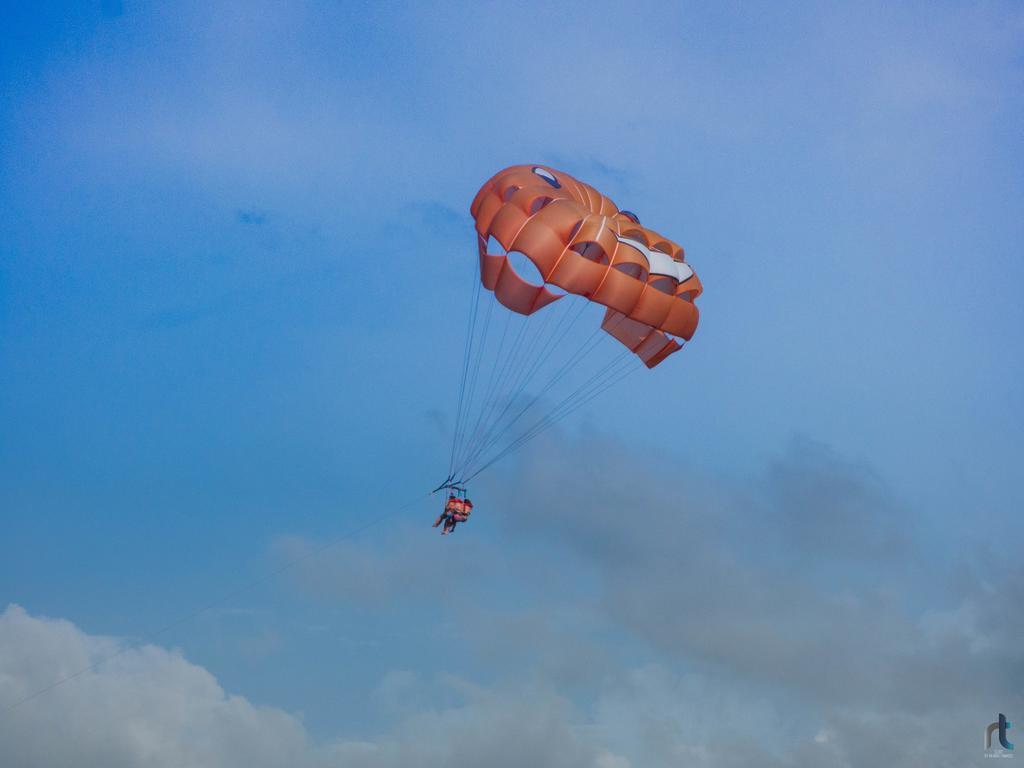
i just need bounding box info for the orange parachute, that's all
[439,164,703,489]
[471,165,701,368]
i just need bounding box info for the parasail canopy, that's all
[471,164,701,368]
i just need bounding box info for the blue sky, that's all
[1,2,1022,766]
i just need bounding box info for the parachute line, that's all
[454,297,588,476]
[448,261,483,477]
[457,311,622,474]
[464,353,640,481]
[453,285,495,470]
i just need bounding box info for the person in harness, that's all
[432,492,473,535]
[433,493,457,531]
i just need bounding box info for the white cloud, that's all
[0,605,318,768]
[0,605,630,768]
